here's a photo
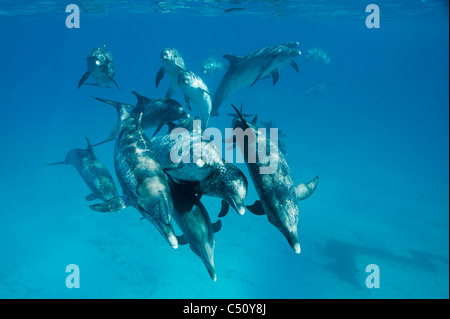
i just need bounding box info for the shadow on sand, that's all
[321,239,448,289]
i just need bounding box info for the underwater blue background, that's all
[0,1,448,298]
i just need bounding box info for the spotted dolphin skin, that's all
[132,91,189,135]
[196,163,248,216]
[78,45,120,90]
[178,70,212,130]
[91,96,178,249]
[211,42,301,116]
[46,138,126,212]
[151,129,222,182]
[230,105,318,254]
[92,91,190,147]
[155,47,186,98]
[168,178,222,281]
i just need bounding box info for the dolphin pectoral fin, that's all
[218,200,230,218]
[85,193,97,201]
[271,69,280,85]
[296,175,319,201]
[45,161,66,166]
[155,67,165,88]
[162,163,180,171]
[176,234,189,246]
[109,76,121,91]
[184,95,192,111]
[165,84,177,98]
[249,72,264,88]
[152,122,166,137]
[166,121,176,133]
[89,196,127,213]
[212,219,222,233]
[290,60,299,73]
[246,200,266,215]
[92,125,119,147]
[78,71,90,89]
[199,88,213,97]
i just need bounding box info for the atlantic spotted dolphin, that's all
[161,118,248,215]
[155,47,185,98]
[168,178,222,281]
[195,163,248,216]
[230,105,319,253]
[178,70,212,130]
[211,42,301,116]
[78,45,120,90]
[46,138,126,212]
[151,128,222,182]
[91,96,178,249]
[132,91,189,135]
[92,91,189,147]
[201,52,225,78]
[305,47,330,65]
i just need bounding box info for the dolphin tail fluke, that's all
[78,71,90,89]
[89,196,127,213]
[295,175,319,201]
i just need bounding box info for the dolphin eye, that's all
[95,60,101,65]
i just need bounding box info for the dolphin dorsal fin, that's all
[223,54,242,67]
[251,114,258,125]
[231,104,249,129]
[85,137,94,154]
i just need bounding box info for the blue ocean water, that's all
[0,1,448,299]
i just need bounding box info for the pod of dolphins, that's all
[47,42,320,281]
